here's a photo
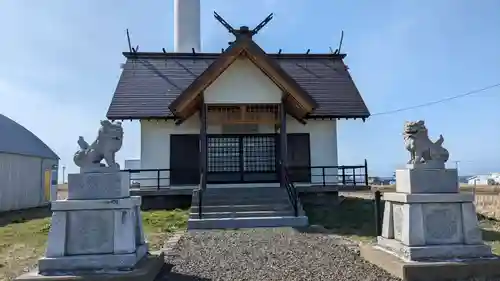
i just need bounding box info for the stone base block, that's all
[39,244,148,273]
[377,236,493,261]
[360,243,500,281]
[67,172,129,200]
[381,193,483,248]
[44,196,147,272]
[396,168,458,194]
[16,252,164,281]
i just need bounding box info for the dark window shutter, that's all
[170,134,200,185]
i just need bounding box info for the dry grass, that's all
[372,184,500,194]
[0,207,188,281]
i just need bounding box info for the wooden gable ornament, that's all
[168,13,318,122]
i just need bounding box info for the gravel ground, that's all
[157,228,400,281]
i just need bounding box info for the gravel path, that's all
[157,228,400,281]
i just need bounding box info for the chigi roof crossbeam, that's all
[213,11,274,39]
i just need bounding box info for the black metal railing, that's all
[124,168,171,190]
[198,172,206,219]
[286,160,369,188]
[374,189,383,236]
[282,163,299,217]
[124,168,204,190]
[122,160,369,190]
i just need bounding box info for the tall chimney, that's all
[174,0,201,53]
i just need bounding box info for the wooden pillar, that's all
[280,102,287,186]
[199,99,208,190]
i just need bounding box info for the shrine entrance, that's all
[206,134,278,184]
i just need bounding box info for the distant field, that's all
[372,184,500,194]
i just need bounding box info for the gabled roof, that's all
[107,52,370,120]
[168,33,318,120]
[0,114,59,160]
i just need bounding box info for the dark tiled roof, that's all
[107,52,370,120]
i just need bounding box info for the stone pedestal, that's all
[378,167,493,261]
[40,196,147,272]
[67,171,130,200]
[361,166,500,280]
[16,171,163,281]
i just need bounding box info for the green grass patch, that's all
[303,197,378,243]
[0,207,188,281]
[141,209,189,250]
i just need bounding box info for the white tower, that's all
[174,0,201,53]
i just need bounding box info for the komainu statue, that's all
[73,120,123,171]
[403,120,449,167]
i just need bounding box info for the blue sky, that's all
[0,0,499,179]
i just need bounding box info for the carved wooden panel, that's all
[206,104,280,124]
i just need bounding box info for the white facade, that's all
[0,153,57,212]
[139,117,338,187]
[125,159,141,170]
[137,57,338,188]
[204,59,282,104]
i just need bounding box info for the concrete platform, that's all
[360,244,500,281]
[187,215,309,230]
[15,252,165,281]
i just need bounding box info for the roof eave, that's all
[122,52,347,60]
[106,113,371,121]
[106,115,175,121]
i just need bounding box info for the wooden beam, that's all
[199,99,207,191]
[280,102,288,188]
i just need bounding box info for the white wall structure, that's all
[0,154,57,211]
[139,117,338,188]
[174,0,201,53]
[0,114,59,212]
[204,58,282,104]
[125,159,141,170]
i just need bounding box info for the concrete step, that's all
[191,196,291,205]
[202,186,285,192]
[190,203,292,213]
[192,200,292,207]
[198,188,288,196]
[187,215,309,230]
[193,190,289,198]
[189,210,294,219]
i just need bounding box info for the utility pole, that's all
[62,165,66,183]
[453,161,460,170]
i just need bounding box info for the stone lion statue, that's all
[73,120,123,170]
[403,120,449,166]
